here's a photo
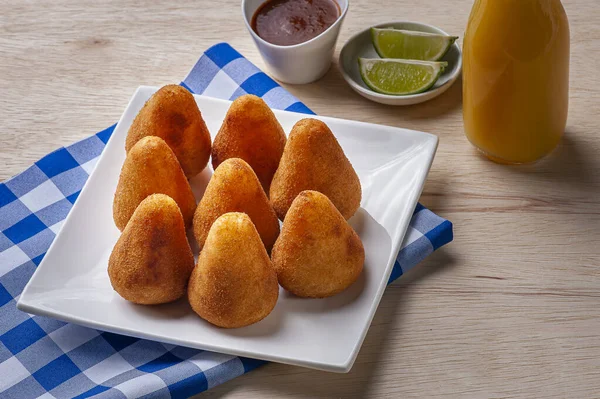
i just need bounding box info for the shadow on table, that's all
[281,61,463,120]
[205,249,457,398]
[467,131,599,237]
[500,134,599,193]
[471,132,599,208]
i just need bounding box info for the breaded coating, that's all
[193,158,280,252]
[211,95,286,193]
[108,194,195,305]
[271,191,364,298]
[188,212,279,328]
[113,136,196,231]
[126,84,211,178]
[269,118,361,220]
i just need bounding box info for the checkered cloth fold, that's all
[0,43,453,399]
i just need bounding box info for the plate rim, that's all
[18,86,438,372]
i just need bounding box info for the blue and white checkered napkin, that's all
[0,43,453,398]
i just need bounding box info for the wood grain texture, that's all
[1,0,599,397]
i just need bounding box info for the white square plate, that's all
[18,86,438,373]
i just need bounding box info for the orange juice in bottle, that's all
[463,0,570,164]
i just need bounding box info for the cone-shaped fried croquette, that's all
[211,95,286,193]
[113,136,196,231]
[126,84,211,178]
[269,118,361,220]
[188,212,279,328]
[108,194,195,304]
[271,191,364,298]
[193,158,279,252]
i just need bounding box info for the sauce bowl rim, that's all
[241,0,350,50]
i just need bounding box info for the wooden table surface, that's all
[2,0,599,397]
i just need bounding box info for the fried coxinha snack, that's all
[193,158,279,252]
[113,136,196,231]
[188,213,279,328]
[211,95,286,193]
[108,194,195,304]
[272,190,364,298]
[126,84,211,178]
[270,118,361,220]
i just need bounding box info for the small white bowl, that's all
[339,22,462,105]
[242,0,349,84]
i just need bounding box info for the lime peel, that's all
[358,58,447,96]
[371,28,458,61]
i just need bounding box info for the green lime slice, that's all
[371,28,458,61]
[358,58,447,96]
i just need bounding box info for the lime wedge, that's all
[358,58,447,96]
[371,28,458,61]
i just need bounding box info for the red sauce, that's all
[252,0,340,46]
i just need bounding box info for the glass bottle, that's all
[463,0,570,164]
